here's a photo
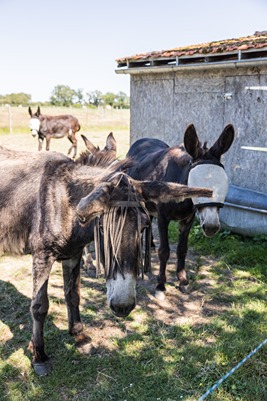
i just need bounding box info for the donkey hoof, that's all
[179,278,189,286]
[33,361,52,376]
[155,290,166,300]
[70,322,84,336]
[178,284,190,294]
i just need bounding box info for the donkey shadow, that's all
[0,280,68,363]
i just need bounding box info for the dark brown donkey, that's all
[77,131,117,166]
[127,124,234,299]
[0,145,212,375]
[77,131,118,269]
[28,106,80,158]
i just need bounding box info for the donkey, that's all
[127,124,235,299]
[77,131,118,269]
[77,131,117,166]
[28,106,80,158]
[0,145,212,375]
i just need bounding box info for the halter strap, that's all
[110,201,141,208]
[189,159,225,172]
[194,202,224,209]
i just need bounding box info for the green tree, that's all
[74,88,84,105]
[50,85,76,106]
[86,90,103,107]
[0,92,31,106]
[114,91,130,109]
[102,92,116,107]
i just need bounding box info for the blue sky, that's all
[1,0,267,102]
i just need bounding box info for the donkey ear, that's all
[36,106,41,117]
[209,124,235,159]
[131,179,213,205]
[105,132,117,152]
[28,107,32,117]
[81,134,97,153]
[76,182,112,224]
[183,124,202,159]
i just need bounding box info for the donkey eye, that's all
[77,215,87,224]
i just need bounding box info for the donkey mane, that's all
[75,149,118,167]
[70,157,133,180]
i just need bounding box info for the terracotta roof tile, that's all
[116,32,267,64]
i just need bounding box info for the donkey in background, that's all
[77,131,117,166]
[77,131,118,270]
[28,106,80,158]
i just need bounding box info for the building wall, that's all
[130,66,267,193]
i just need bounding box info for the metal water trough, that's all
[220,184,267,236]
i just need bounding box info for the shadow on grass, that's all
[0,280,32,360]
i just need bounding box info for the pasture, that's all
[0,107,267,401]
[0,106,130,157]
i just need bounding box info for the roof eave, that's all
[116,57,267,75]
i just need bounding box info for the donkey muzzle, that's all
[31,129,38,137]
[106,273,137,318]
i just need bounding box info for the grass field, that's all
[0,108,267,401]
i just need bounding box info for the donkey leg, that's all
[62,254,83,335]
[72,135,78,159]
[45,135,51,151]
[176,214,195,286]
[67,132,77,159]
[82,244,95,271]
[144,226,151,273]
[30,254,54,375]
[150,216,156,249]
[156,213,170,299]
[38,136,43,151]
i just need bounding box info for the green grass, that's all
[1,225,267,400]
[185,222,267,282]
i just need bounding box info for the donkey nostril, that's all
[110,301,116,313]
[110,301,136,318]
[203,224,220,238]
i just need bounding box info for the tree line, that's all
[0,85,130,109]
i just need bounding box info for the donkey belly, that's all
[52,132,67,138]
